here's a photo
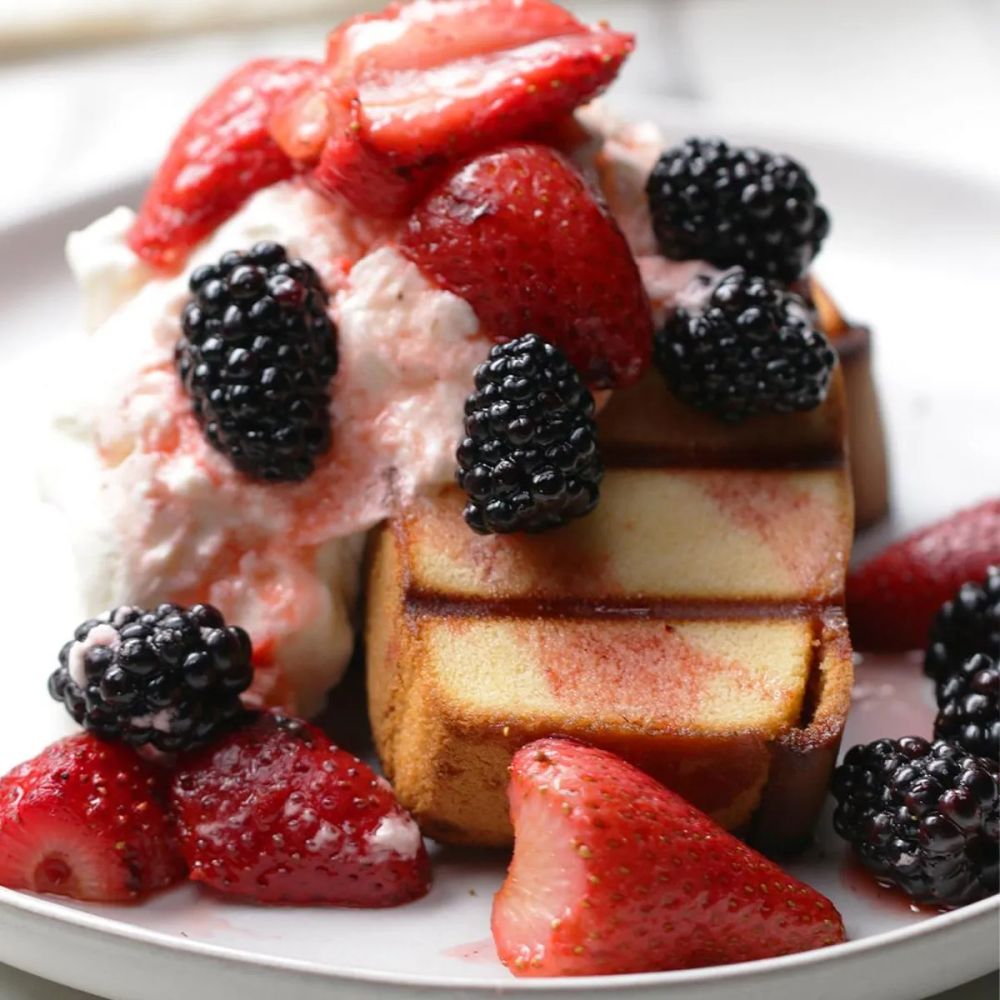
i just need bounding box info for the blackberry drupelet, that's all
[457,334,602,534]
[926,566,1000,689]
[831,736,998,907]
[48,604,253,753]
[176,241,338,482]
[646,137,830,282]
[935,653,999,760]
[654,267,836,422]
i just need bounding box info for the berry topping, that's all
[271,0,633,217]
[654,268,836,422]
[832,737,998,907]
[848,500,1000,652]
[926,566,1000,687]
[401,143,653,387]
[170,713,431,906]
[0,734,185,901]
[492,738,844,976]
[646,137,830,282]
[934,653,999,760]
[177,242,338,482]
[129,59,322,270]
[48,604,252,754]
[457,335,602,535]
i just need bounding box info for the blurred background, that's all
[1,0,998,224]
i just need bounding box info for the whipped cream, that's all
[576,103,719,325]
[48,104,707,717]
[46,180,491,715]
[366,811,424,861]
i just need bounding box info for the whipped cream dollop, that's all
[575,104,719,325]
[47,104,707,715]
[46,180,489,714]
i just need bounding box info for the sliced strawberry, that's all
[848,498,1000,651]
[129,58,322,271]
[325,0,584,79]
[170,713,431,906]
[399,143,652,387]
[492,738,845,976]
[0,734,184,902]
[278,0,633,216]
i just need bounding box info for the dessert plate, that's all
[0,117,998,1000]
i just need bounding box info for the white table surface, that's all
[1,0,997,996]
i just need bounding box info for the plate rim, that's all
[1,147,998,994]
[1,885,997,992]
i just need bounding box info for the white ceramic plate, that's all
[0,114,998,1000]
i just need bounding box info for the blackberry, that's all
[48,604,253,753]
[654,268,836,422]
[457,334,602,534]
[646,137,830,282]
[176,241,338,482]
[935,653,999,760]
[926,567,1000,688]
[831,736,998,907]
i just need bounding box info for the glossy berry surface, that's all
[457,334,602,535]
[926,566,1000,687]
[832,736,999,907]
[654,267,836,422]
[493,738,844,977]
[0,734,185,901]
[274,0,633,217]
[934,653,999,760]
[170,713,431,906]
[129,59,322,270]
[177,241,338,482]
[48,603,252,754]
[646,136,829,282]
[400,143,653,388]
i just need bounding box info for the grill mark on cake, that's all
[403,591,834,621]
[601,444,845,471]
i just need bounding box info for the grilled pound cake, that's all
[366,370,855,851]
[810,279,889,530]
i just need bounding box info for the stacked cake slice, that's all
[366,370,855,850]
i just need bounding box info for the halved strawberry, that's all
[271,0,634,216]
[492,738,845,976]
[400,143,653,387]
[0,734,185,902]
[128,58,322,270]
[848,497,1000,651]
[171,713,431,906]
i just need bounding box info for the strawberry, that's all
[170,713,430,906]
[399,143,652,387]
[270,0,634,216]
[848,498,1000,651]
[0,734,185,902]
[128,58,322,271]
[492,738,844,977]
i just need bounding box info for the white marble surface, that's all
[0,0,997,996]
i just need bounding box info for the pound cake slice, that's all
[366,371,855,851]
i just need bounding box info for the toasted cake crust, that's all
[366,373,855,850]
